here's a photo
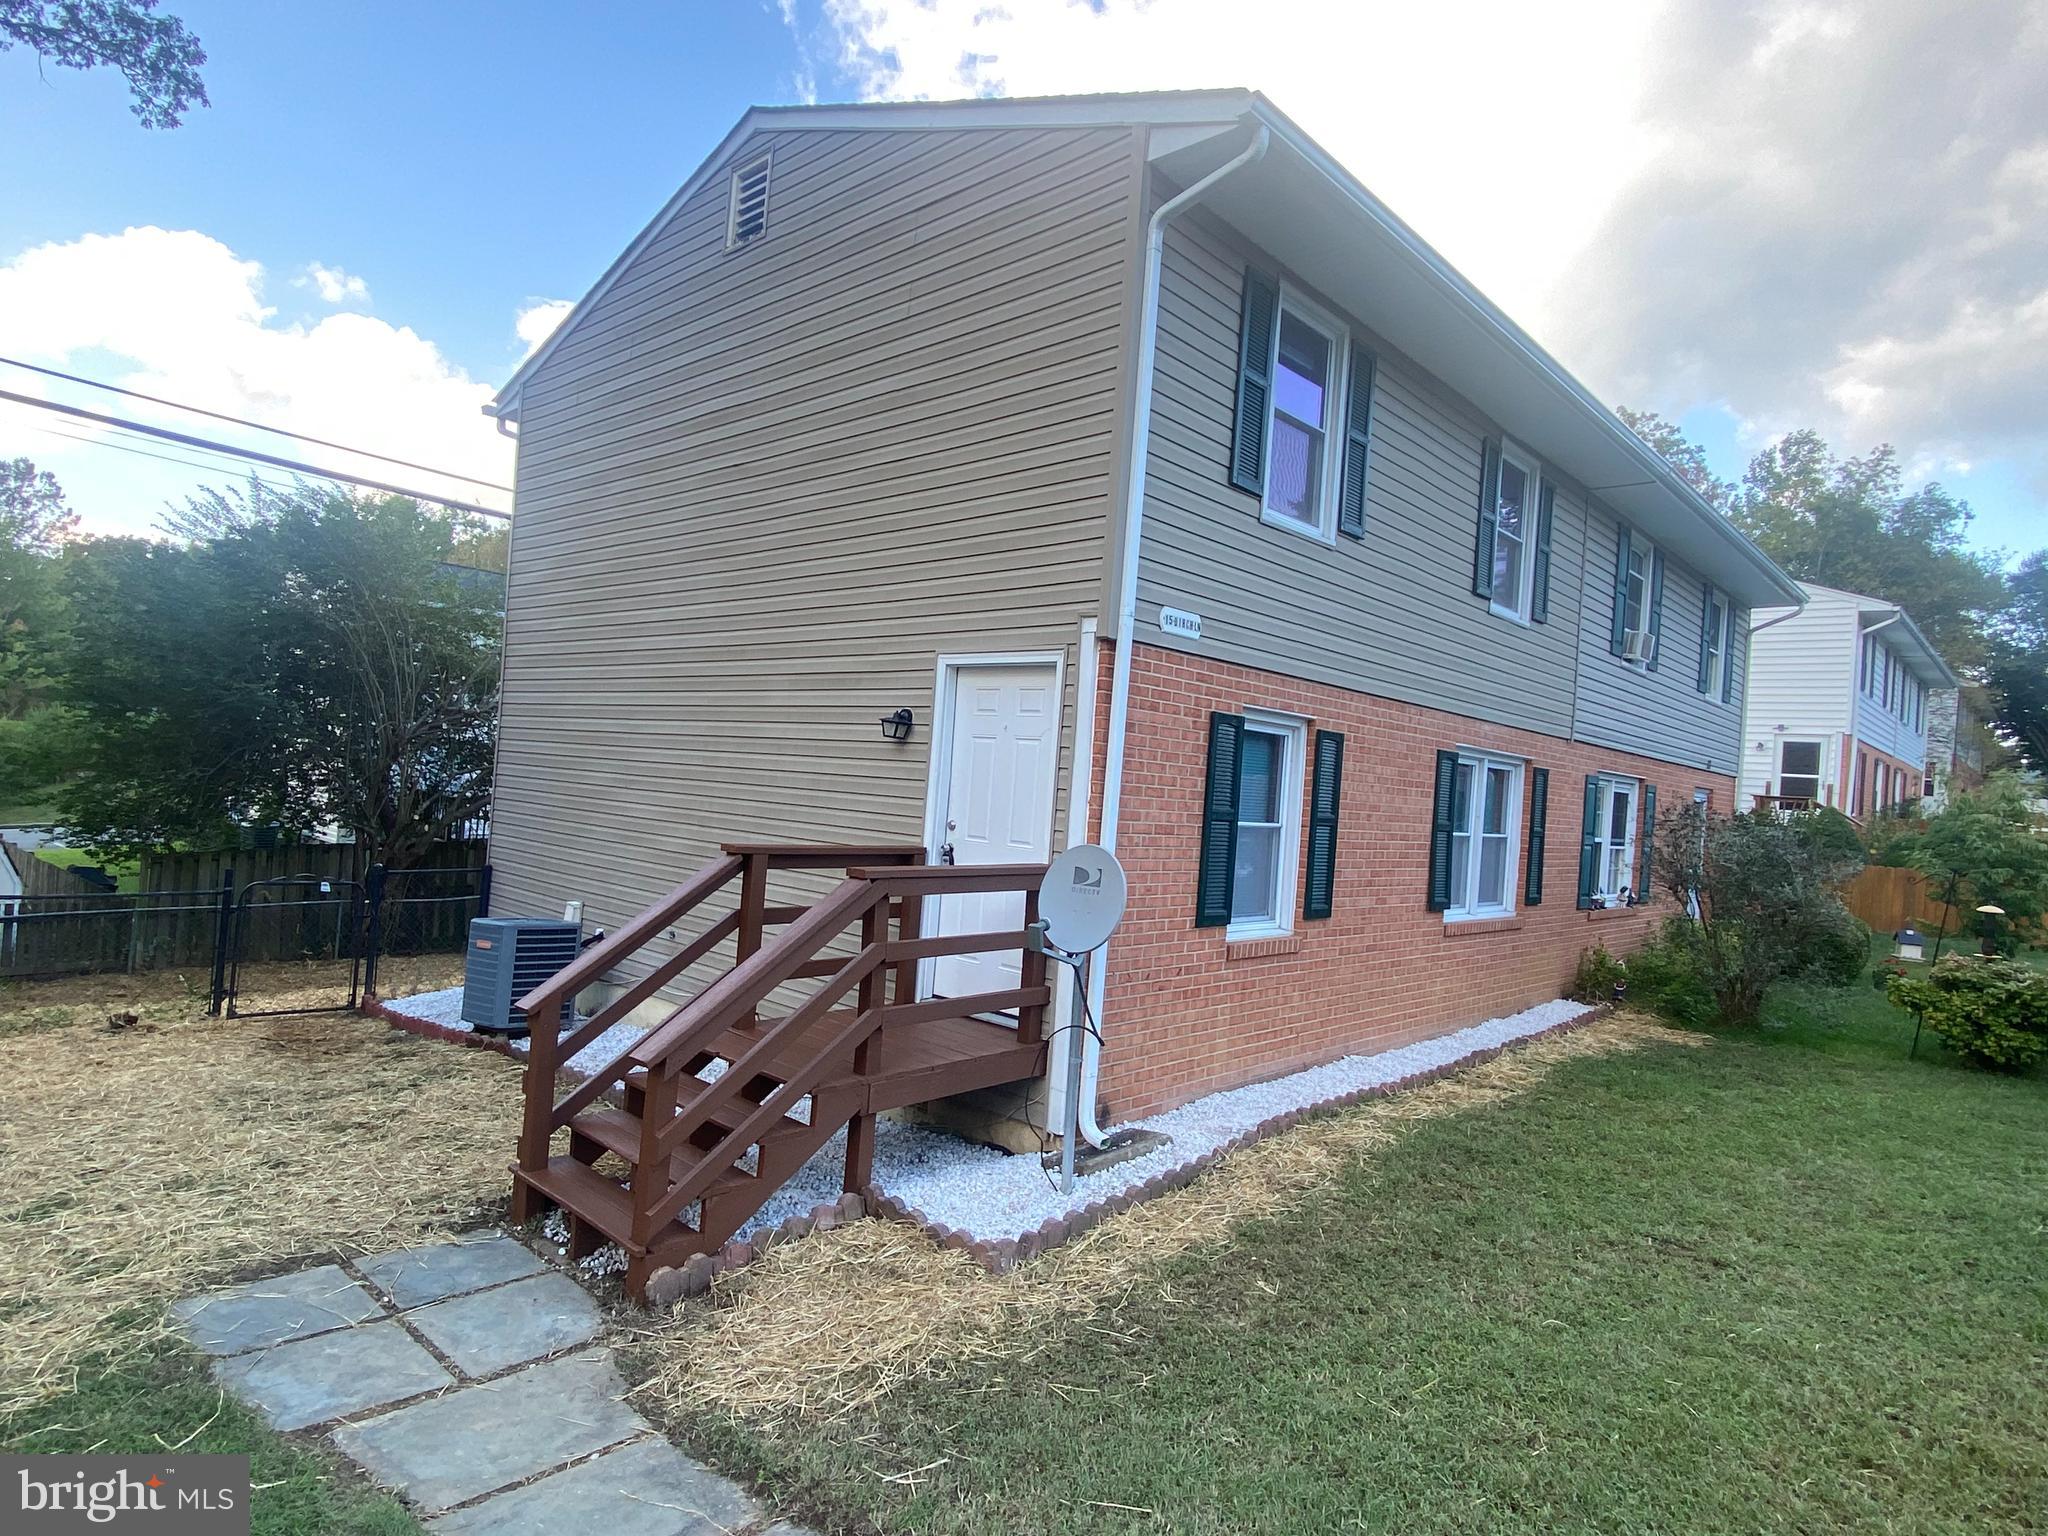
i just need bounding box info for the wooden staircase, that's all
[508,844,1051,1298]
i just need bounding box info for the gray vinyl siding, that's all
[1570,503,1748,776]
[1135,211,1580,737]
[488,124,1140,931]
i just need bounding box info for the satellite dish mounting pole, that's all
[1030,844,1129,1196]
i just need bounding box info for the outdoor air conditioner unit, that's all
[460,917,581,1037]
[1622,629,1656,665]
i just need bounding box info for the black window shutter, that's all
[1636,783,1658,901]
[1524,766,1549,905]
[1303,730,1344,919]
[1696,583,1715,693]
[1337,348,1376,539]
[1646,549,1668,671]
[1194,712,1245,927]
[1530,483,1556,623]
[1609,525,1632,656]
[1722,615,1738,704]
[1472,437,1502,598]
[1577,774,1600,909]
[1229,270,1278,496]
[1426,749,1460,911]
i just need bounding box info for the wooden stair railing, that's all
[506,847,1051,1298]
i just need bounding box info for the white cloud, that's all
[0,227,513,533]
[514,297,574,356]
[813,0,1658,320]
[810,0,2048,501]
[297,261,370,305]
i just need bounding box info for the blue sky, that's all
[2,1,2039,560]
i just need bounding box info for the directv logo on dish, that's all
[6,1456,249,1533]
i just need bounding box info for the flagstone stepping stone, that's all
[334,1351,645,1515]
[171,1263,383,1356]
[428,1435,759,1536]
[359,1231,545,1308]
[212,1319,451,1431]
[406,1271,603,1376]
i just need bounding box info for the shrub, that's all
[1886,956,2048,1072]
[1571,944,1626,1004]
[1651,803,1868,1027]
[1620,922,1718,1029]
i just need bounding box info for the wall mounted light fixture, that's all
[879,708,914,743]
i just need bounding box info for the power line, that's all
[0,355,514,493]
[0,388,511,521]
[24,419,303,499]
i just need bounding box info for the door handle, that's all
[938,842,956,865]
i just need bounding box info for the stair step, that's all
[515,1157,645,1253]
[571,1103,810,1168]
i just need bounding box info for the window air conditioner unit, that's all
[460,917,581,1037]
[1622,629,1656,665]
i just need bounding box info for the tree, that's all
[1652,803,1867,1027]
[1617,408,1734,513]
[1,0,207,127]
[53,483,501,870]
[1621,418,2010,676]
[1869,774,2048,956]
[1986,552,2048,774]
[0,458,78,814]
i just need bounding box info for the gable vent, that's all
[726,154,771,249]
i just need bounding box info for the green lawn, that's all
[32,844,143,893]
[3,1334,417,1535]
[667,960,2047,1534]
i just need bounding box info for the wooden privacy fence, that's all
[1841,865,1955,934]
[0,840,488,981]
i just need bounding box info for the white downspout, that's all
[1075,121,1270,1148]
[1045,615,1099,1138]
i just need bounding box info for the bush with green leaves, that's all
[1570,944,1626,1004]
[1868,774,2048,956]
[1651,802,1868,1027]
[1886,956,2048,1072]
[1570,926,1717,1028]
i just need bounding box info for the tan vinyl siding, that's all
[488,124,1140,935]
[1571,502,1749,776]
[1134,210,1581,737]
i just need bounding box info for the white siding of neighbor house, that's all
[1739,588,1859,808]
[488,124,1143,933]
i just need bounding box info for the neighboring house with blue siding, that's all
[484,89,1804,1139]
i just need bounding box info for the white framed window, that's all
[1621,533,1656,666]
[1488,442,1542,623]
[1702,587,1730,697]
[725,154,772,249]
[1228,712,1306,937]
[1261,291,1347,542]
[1591,774,1640,906]
[1445,749,1524,920]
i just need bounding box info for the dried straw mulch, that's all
[0,964,521,1420]
[630,1013,1702,1425]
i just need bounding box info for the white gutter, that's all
[1077,122,1270,1149]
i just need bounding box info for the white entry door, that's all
[929,662,1059,1001]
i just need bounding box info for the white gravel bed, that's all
[381,980,1590,1246]
[378,985,651,1076]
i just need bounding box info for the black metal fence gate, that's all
[222,874,367,1018]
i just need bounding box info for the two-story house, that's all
[482,90,1803,1156]
[1740,582,1958,819]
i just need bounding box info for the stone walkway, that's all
[173,1231,811,1535]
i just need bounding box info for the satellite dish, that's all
[1039,844,1128,953]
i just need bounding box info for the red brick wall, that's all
[1096,641,1733,1119]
